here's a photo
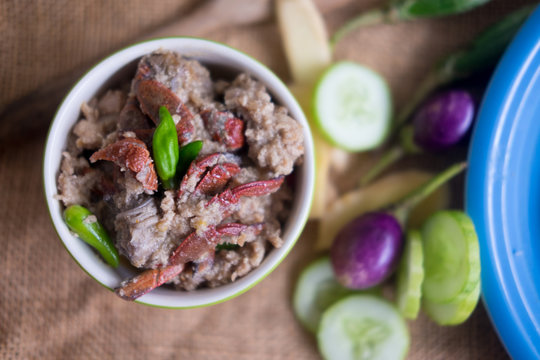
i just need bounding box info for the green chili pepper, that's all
[153,106,180,189]
[394,4,534,128]
[176,140,203,178]
[215,243,241,251]
[63,205,119,268]
[331,0,492,46]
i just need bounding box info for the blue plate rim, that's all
[466,4,540,359]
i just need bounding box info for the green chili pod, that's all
[215,243,241,251]
[63,205,119,268]
[153,106,180,189]
[394,4,534,128]
[176,140,203,178]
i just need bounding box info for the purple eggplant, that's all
[360,89,474,186]
[413,90,474,151]
[331,213,402,289]
[331,162,466,290]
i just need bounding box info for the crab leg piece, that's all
[201,109,245,150]
[132,58,196,145]
[208,176,285,216]
[194,163,241,195]
[178,153,240,198]
[169,223,264,265]
[114,263,185,301]
[89,137,158,191]
[134,78,193,123]
[115,223,263,301]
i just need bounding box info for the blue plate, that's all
[466,5,540,359]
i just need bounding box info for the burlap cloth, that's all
[0,0,535,358]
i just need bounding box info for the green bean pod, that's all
[63,205,119,268]
[176,140,203,178]
[153,106,180,189]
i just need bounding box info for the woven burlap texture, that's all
[1,0,534,358]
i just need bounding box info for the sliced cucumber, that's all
[293,257,355,333]
[424,281,481,326]
[396,230,424,319]
[422,211,481,304]
[313,61,392,152]
[318,295,409,360]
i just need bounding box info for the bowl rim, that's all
[43,37,315,309]
[465,5,540,358]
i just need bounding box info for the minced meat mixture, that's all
[56,50,304,292]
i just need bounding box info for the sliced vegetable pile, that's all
[277,1,534,359]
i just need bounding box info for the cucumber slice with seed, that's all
[396,230,424,319]
[422,211,480,304]
[313,61,392,152]
[424,281,481,326]
[318,295,409,360]
[293,257,355,333]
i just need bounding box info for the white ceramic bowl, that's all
[43,37,315,308]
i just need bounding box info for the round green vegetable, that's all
[421,211,480,304]
[153,106,180,189]
[293,257,356,333]
[63,205,119,268]
[317,295,409,360]
[396,230,424,319]
[312,61,392,152]
[423,280,480,326]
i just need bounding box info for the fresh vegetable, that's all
[293,257,356,333]
[215,243,240,251]
[290,84,334,219]
[176,140,203,178]
[276,0,331,84]
[276,0,334,219]
[331,162,465,289]
[152,106,179,189]
[396,230,424,319]
[63,205,119,268]
[331,0,492,46]
[317,170,449,251]
[421,211,480,304]
[412,90,474,150]
[394,4,534,128]
[360,90,474,185]
[331,212,403,289]
[313,61,392,152]
[317,295,409,360]
[396,0,491,19]
[423,279,480,326]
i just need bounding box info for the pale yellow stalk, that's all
[276,0,334,219]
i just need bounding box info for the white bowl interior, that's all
[43,38,314,308]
